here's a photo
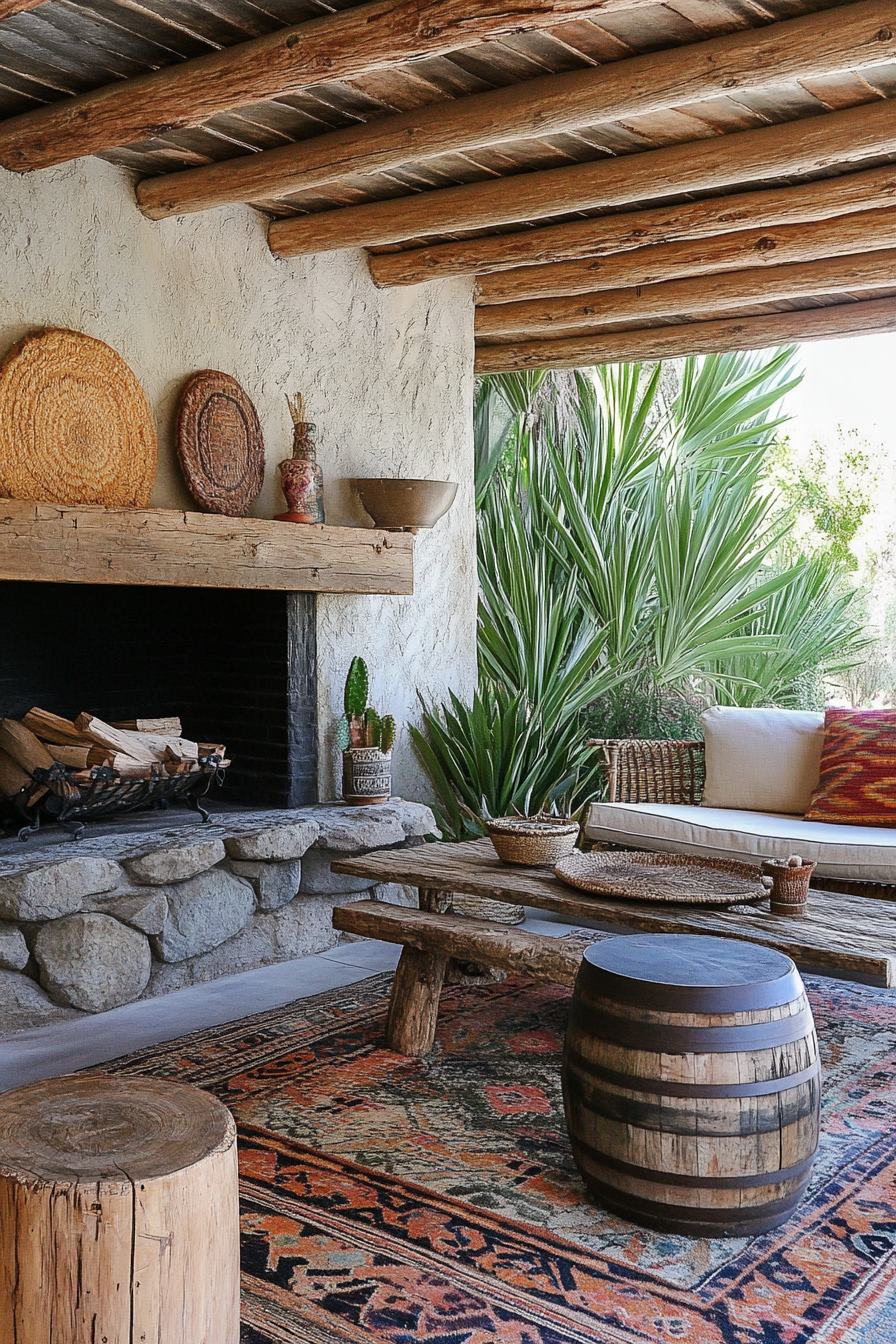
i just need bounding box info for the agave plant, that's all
[414,350,870,838]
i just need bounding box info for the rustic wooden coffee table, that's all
[331,837,896,1056]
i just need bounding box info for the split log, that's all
[473,293,896,370]
[333,899,586,985]
[21,707,90,747]
[137,0,896,220]
[0,1074,240,1344]
[112,717,183,734]
[474,205,896,305]
[75,714,161,766]
[47,744,91,770]
[0,0,651,173]
[0,747,30,796]
[368,163,896,286]
[476,247,896,336]
[130,732,199,760]
[0,719,54,774]
[0,1,44,18]
[86,746,149,771]
[270,99,896,255]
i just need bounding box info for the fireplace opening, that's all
[0,582,318,810]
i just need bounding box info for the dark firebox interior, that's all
[0,582,317,808]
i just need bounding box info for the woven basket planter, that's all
[486,816,579,866]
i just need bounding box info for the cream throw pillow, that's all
[700,706,824,815]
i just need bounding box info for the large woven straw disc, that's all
[176,370,264,517]
[0,328,157,507]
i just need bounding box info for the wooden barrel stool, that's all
[562,934,821,1237]
[0,1074,240,1344]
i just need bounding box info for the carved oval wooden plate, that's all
[0,327,157,507]
[177,370,264,516]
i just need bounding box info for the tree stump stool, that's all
[0,1073,240,1344]
[563,933,821,1237]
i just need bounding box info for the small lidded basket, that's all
[486,815,579,866]
[761,854,816,917]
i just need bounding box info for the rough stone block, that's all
[0,921,29,971]
[299,848,377,895]
[152,869,256,963]
[224,821,319,863]
[372,882,418,908]
[122,839,227,886]
[0,969,81,1033]
[34,913,152,1012]
[100,890,168,937]
[0,858,122,922]
[229,859,302,911]
[142,894,344,998]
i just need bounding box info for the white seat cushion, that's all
[584,802,896,882]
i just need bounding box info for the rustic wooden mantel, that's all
[0,499,414,593]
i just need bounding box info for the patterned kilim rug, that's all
[101,944,896,1344]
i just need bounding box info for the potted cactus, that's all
[337,657,395,805]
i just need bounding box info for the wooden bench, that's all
[332,837,896,1056]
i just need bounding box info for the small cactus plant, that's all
[338,658,395,752]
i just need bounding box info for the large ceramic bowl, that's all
[351,478,457,529]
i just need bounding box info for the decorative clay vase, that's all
[276,423,325,524]
[342,747,392,806]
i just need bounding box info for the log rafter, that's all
[474,294,896,370]
[475,248,896,335]
[0,0,655,172]
[368,164,896,286]
[269,98,896,257]
[136,0,896,221]
[473,208,896,307]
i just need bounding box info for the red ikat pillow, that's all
[804,707,896,827]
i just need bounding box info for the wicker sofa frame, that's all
[591,737,893,901]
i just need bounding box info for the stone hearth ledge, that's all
[0,801,434,1034]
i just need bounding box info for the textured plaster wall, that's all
[0,156,477,802]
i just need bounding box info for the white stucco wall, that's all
[0,156,477,804]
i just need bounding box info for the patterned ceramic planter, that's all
[342,747,392,806]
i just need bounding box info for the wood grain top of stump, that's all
[0,1074,234,1186]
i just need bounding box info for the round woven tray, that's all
[0,328,157,507]
[554,851,769,907]
[177,370,264,516]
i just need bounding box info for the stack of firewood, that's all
[0,708,227,800]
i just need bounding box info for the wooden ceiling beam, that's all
[475,205,896,305]
[476,248,896,336]
[474,295,896,370]
[368,163,896,286]
[0,0,654,173]
[269,98,896,257]
[136,0,896,221]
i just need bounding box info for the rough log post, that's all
[368,163,896,286]
[0,0,653,172]
[0,1075,240,1344]
[0,1,43,18]
[386,946,448,1055]
[476,247,896,336]
[269,99,896,256]
[474,205,896,305]
[137,0,896,220]
[473,294,896,370]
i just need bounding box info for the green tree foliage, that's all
[415,352,869,837]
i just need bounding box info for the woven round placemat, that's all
[554,851,769,907]
[0,328,157,507]
[177,370,264,517]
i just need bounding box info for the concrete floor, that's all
[0,912,600,1093]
